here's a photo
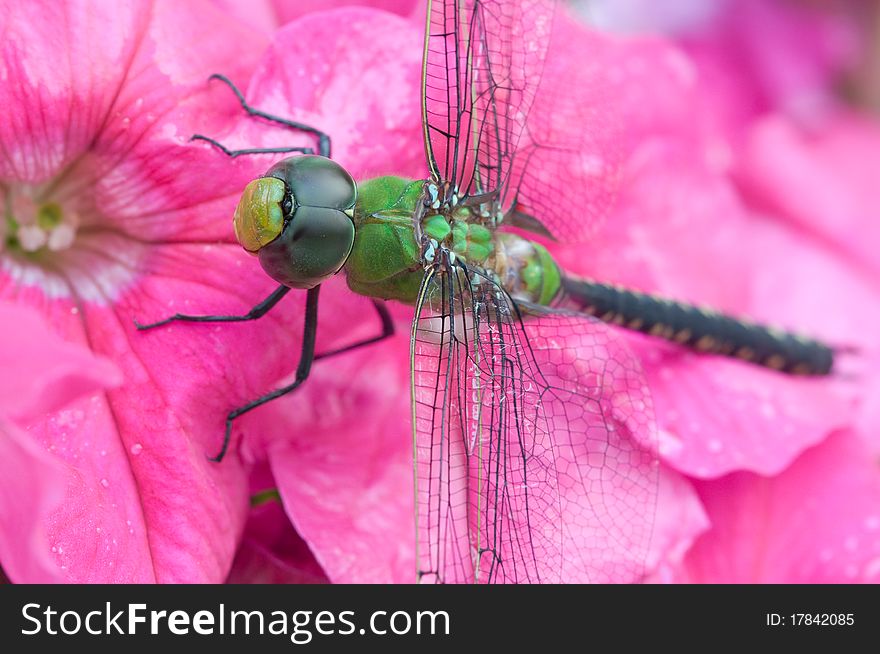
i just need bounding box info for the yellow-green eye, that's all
[233,177,287,253]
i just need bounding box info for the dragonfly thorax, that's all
[345,175,561,307]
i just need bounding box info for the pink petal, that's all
[263,336,415,583]
[636,341,854,478]
[244,7,426,181]
[554,141,859,478]
[270,0,420,25]
[227,464,329,583]
[516,14,703,243]
[0,302,123,582]
[0,423,69,583]
[0,302,122,422]
[0,0,268,186]
[644,465,709,580]
[0,1,150,182]
[735,113,880,279]
[208,0,278,34]
[675,430,880,583]
[720,0,861,121]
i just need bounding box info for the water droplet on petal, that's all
[100,478,109,488]
[130,443,143,455]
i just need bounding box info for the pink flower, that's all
[668,430,880,583]
[0,302,122,582]
[0,2,282,582]
[562,1,880,583]
[581,0,863,130]
[0,0,301,582]
[206,0,420,35]
[0,0,430,584]
[226,462,329,583]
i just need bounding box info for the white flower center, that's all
[2,183,144,302]
[4,189,80,254]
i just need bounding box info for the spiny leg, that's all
[134,284,291,330]
[215,296,396,462]
[193,73,332,158]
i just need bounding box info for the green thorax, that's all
[344,176,561,306]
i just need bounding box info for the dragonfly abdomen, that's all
[561,277,833,375]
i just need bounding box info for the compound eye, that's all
[233,177,287,253]
[257,206,355,289]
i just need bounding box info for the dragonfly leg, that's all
[189,134,315,158]
[213,296,394,462]
[314,300,394,361]
[197,73,332,158]
[213,286,321,462]
[134,284,290,330]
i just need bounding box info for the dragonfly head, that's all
[233,155,357,289]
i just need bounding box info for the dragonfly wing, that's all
[503,13,629,242]
[411,266,658,583]
[421,0,555,199]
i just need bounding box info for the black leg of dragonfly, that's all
[213,294,395,462]
[134,284,291,330]
[213,286,320,461]
[192,73,332,158]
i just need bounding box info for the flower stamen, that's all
[4,191,80,254]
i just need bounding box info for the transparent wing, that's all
[421,0,555,200]
[411,265,658,583]
[502,12,628,242]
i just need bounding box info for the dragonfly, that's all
[137,0,834,583]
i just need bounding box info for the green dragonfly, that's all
[138,0,833,583]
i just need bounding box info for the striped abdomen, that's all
[561,277,833,375]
